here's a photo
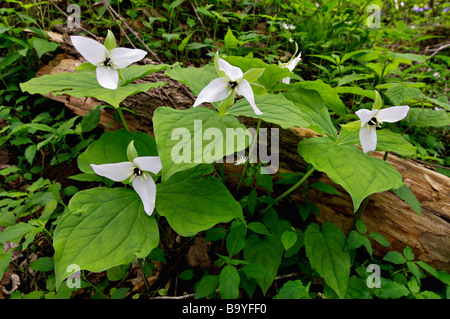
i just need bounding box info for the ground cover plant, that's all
[0,0,449,301]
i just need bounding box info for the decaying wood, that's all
[35,52,450,271]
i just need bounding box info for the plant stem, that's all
[261,166,316,215]
[353,195,370,229]
[236,118,262,192]
[117,107,130,131]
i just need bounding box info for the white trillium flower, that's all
[355,105,410,153]
[90,156,162,216]
[281,51,302,84]
[193,58,262,115]
[70,36,147,90]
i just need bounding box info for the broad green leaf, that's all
[54,187,159,289]
[337,129,417,157]
[227,93,312,129]
[345,276,372,299]
[223,28,241,53]
[156,167,244,237]
[281,230,297,251]
[226,221,247,257]
[247,222,270,235]
[298,137,404,211]
[20,70,166,108]
[239,263,271,279]
[386,83,422,105]
[243,234,283,296]
[30,37,60,58]
[77,130,158,174]
[334,86,376,100]
[309,182,343,196]
[225,56,292,90]
[0,252,12,280]
[345,230,373,256]
[218,264,240,299]
[195,275,219,299]
[403,246,415,261]
[393,184,421,217]
[304,222,350,298]
[153,107,251,181]
[425,96,450,111]
[80,105,101,133]
[284,88,337,140]
[336,73,374,87]
[29,257,54,272]
[368,232,391,247]
[25,144,36,164]
[377,278,410,299]
[120,63,169,86]
[383,251,406,264]
[275,280,310,299]
[0,222,37,244]
[292,80,347,117]
[405,108,450,127]
[165,63,218,96]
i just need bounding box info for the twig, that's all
[50,2,99,40]
[189,0,212,40]
[101,0,162,64]
[151,292,196,299]
[100,0,196,102]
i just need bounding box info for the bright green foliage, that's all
[20,64,167,108]
[53,187,159,289]
[298,137,404,211]
[2,0,449,301]
[304,222,350,298]
[153,107,250,181]
[156,167,244,237]
[78,130,158,174]
[228,93,312,129]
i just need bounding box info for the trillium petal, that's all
[355,109,378,126]
[90,162,134,182]
[281,77,291,84]
[132,173,157,216]
[236,79,262,115]
[286,52,302,71]
[218,59,243,82]
[96,65,119,89]
[133,156,162,175]
[376,105,410,123]
[70,36,108,66]
[359,125,377,153]
[193,77,230,107]
[110,47,147,69]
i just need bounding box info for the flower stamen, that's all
[103,57,112,67]
[368,117,382,129]
[228,81,238,89]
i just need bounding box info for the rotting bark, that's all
[34,52,450,271]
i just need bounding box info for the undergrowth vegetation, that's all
[0,0,449,301]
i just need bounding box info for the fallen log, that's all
[34,52,450,271]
